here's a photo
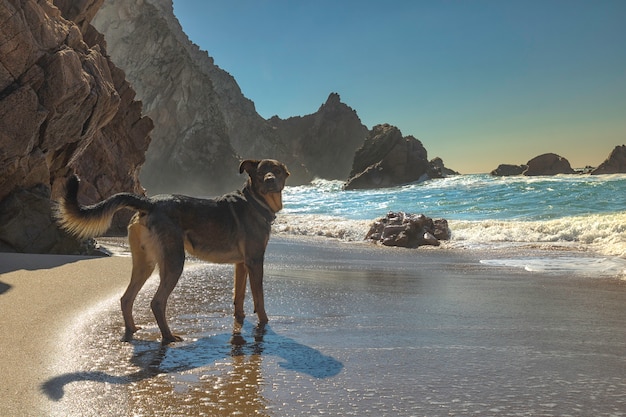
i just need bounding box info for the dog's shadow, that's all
[41,324,343,401]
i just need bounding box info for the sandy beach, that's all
[2,237,626,416]
[0,253,132,416]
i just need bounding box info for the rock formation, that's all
[490,164,528,176]
[268,93,368,180]
[365,211,451,248]
[591,145,626,175]
[523,153,575,176]
[0,0,152,253]
[92,0,374,191]
[344,124,455,190]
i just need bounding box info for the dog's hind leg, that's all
[233,262,247,327]
[151,234,185,345]
[121,221,156,342]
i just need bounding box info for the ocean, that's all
[275,173,626,277]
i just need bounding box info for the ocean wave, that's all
[274,212,626,257]
[283,174,626,222]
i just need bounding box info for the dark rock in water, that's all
[428,157,460,178]
[365,211,451,248]
[523,153,575,176]
[491,164,528,176]
[591,145,626,175]
[345,124,456,190]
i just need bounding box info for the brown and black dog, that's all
[58,159,289,344]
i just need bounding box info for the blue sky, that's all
[172,0,626,173]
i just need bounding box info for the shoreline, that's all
[1,235,625,415]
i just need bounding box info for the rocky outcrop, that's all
[591,145,626,175]
[523,153,575,176]
[92,1,372,190]
[365,211,451,248]
[344,124,454,190]
[491,164,527,176]
[429,157,460,178]
[268,93,368,180]
[0,0,152,253]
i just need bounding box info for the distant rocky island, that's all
[491,146,626,176]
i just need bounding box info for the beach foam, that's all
[275,212,626,255]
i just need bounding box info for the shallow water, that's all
[45,238,626,416]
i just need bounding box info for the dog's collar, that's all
[242,187,276,224]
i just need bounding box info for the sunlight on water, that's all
[279,175,626,260]
[480,256,626,277]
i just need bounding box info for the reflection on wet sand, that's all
[42,321,342,416]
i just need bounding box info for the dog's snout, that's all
[264,173,276,183]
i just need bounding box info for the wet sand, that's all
[2,237,626,416]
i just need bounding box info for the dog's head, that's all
[239,159,290,212]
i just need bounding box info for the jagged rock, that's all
[269,93,368,180]
[523,153,575,176]
[491,164,528,176]
[428,157,460,178]
[591,145,626,175]
[365,211,451,248]
[344,124,453,190]
[0,0,151,253]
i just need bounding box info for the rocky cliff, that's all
[0,0,152,253]
[92,0,369,191]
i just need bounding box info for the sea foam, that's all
[274,212,626,259]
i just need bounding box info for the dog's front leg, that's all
[233,262,247,325]
[247,259,268,324]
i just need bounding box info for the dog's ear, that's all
[239,159,260,175]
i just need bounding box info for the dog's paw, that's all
[161,334,184,345]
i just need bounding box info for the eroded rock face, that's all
[92,0,241,195]
[591,145,626,175]
[344,124,454,190]
[523,153,575,176]
[365,211,451,248]
[0,0,151,253]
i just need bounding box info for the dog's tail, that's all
[57,175,154,239]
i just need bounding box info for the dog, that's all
[57,159,289,344]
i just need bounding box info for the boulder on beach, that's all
[591,145,626,175]
[523,153,575,176]
[365,211,451,248]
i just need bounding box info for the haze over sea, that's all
[275,174,626,277]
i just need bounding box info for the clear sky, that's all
[171,0,626,173]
